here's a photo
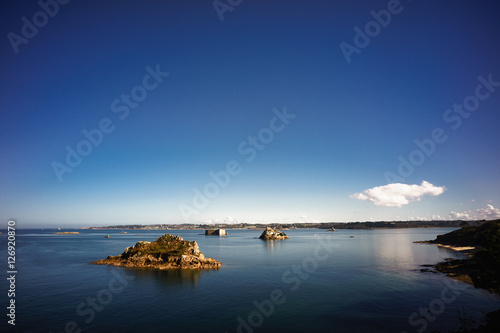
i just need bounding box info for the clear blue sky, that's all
[1,0,500,227]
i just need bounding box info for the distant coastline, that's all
[82,220,482,231]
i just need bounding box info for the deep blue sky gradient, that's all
[1,0,500,227]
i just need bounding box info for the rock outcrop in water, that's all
[259,227,289,240]
[92,234,221,269]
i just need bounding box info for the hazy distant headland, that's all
[86,220,482,230]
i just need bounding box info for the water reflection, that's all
[123,267,208,287]
[262,239,284,252]
[373,231,416,270]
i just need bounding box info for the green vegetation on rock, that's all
[92,234,221,270]
[123,235,192,258]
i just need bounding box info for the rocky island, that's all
[92,234,221,270]
[259,227,289,240]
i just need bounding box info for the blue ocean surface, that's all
[1,228,499,333]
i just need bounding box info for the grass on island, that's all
[122,234,193,258]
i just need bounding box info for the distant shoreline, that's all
[81,220,483,231]
[5,220,492,231]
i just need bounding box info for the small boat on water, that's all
[105,234,110,238]
[327,227,336,232]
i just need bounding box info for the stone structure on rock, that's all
[92,234,221,269]
[205,229,226,236]
[259,227,289,240]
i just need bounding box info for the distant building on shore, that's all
[205,229,226,236]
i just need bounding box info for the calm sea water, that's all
[1,228,499,333]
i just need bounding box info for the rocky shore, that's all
[416,220,500,294]
[92,234,221,270]
[416,220,500,332]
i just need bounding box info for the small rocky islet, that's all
[92,234,221,270]
[259,227,289,240]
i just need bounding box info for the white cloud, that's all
[297,215,319,223]
[202,216,239,224]
[448,204,500,220]
[476,204,500,220]
[350,181,446,207]
[449,211,471,220]
[408,216,427,221]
